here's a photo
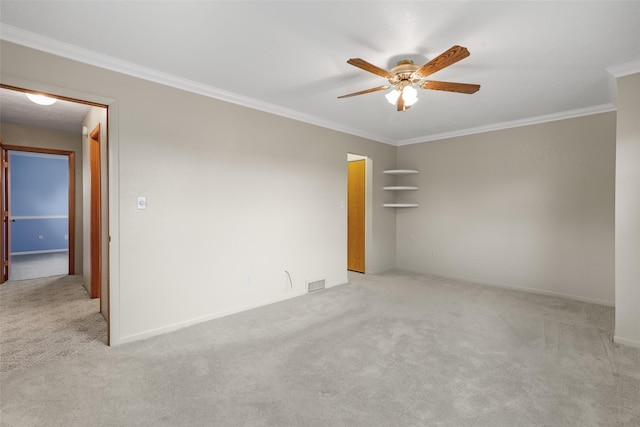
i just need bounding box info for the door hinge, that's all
[2,260,8,267]
[1,161,7,168]
[1,211,7,219]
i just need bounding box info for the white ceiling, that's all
[0,87,92,133]
[1,1,639,145]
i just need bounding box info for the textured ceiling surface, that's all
[0,87,92,133]
[1,1,639,144]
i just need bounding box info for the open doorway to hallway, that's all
[0,85,111,356]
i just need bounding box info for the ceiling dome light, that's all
[26,93,57,106]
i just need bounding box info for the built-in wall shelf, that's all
[384,169,419,207]
[383,203,419,208]
[384,186,419,191]
[383,169,419,175]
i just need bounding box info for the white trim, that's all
[409,271,615,307]
[9,150,68,160]
[347,153,367,162]
[11,249,68,255]
[0,24,394,146]
[118,289,308,345]
[11,215,68,220]
[606,60,640,107]
[613,335,640,349]
[1,25,624,148]
[396,104,617,145]
[365,157,374,276]
[607,59,640,78]
[107,101,120,346]
[0,75,115,108]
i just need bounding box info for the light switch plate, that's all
[137,196,147,210]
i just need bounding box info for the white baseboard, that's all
[485,281,615,307]
[400,269,615,307]
[613,335,640,349]
[118,289,307,345]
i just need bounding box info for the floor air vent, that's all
[307,279,326,293]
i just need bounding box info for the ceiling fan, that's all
[338,45,480,112]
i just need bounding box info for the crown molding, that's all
[0,25,624,148]
[607,59,640,78]
[395,103,617,146]
[605,59,640,107]
[0,24,394,145]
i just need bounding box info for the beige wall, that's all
[0,122,84,275]
[396,112,616,305]
[0,41,397,344]
[615,72,640,347]
[2,40,632,348]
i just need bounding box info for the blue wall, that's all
[10,151,69,254]
[11,218,69,253]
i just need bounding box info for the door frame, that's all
[0,144,76,280]
[0,81,116,346]
[1,139,9,283]
[89,124,101,299]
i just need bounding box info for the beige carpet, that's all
[0,274,107,373]
[1,271,639,426]
[9,252,69,281]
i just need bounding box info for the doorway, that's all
[0,84,110,346]
[1,146,75,282]
[347,154,367,273]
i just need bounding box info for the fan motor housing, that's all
[388,60,421,85]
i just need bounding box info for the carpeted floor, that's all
[9,252,69,281]
[0,274,107,373]
[0,271,639,426]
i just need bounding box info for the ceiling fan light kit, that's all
[338,45,480,112]
[386,84,418,107]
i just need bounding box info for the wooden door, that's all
[1,142,9,283]
[348,160,365,273]
[89,125,101,299]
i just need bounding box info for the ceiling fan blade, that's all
[337,85,390,99]
[347,58,393,79]
[415,45,470,78]
[420,80,480,94]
